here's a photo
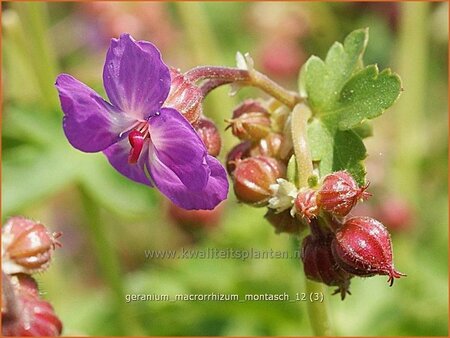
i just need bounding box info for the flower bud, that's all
[264,208,306,234]
[194,118,221,157]
[2,274,63,336]
[301,231,352,300]
[331,216,405,285]
[294,189,318,222]
[317,171,371,217]
[233,156,286,206]
[226,100,271,141]
[165,68,203,124]
[249,132,284,159]
[2,217,61,274]
[226,141,252,175]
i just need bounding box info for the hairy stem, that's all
[185,65,301,109]
[291,104,334,336]
[291,103,314,187]
[305,279,334,336]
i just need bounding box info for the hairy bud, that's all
[194,118,221,157]
[226,100,271,141]
[301,229,353,300]
[317,171,371,217]
[2,274,63,336]
[2,217,61,274]
[165,68,203,124]
[331,217,405,286]
[233,156,286,206]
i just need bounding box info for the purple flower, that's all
[55,33,228,210]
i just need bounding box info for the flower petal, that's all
[56,74,133,152]
[103,138,153,186]
[103,33,171,119]
[148,107,210,191]
[148,153,229,210]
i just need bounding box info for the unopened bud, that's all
[233,156,286,206]
[226,141,252,175]
[331,216,405,286]
[194,118,221,157]
[165,68,202,124]
[317,171,371,217]
[301,230,353,300]
[2,274,63,336]
[2,217,61,274]
[226,100,271,141]
[249,132,284,159]
[294,189,318,222]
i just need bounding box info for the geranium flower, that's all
[55,33,228,210]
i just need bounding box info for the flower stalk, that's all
[291,103,334,336]
[291,103,313,188]
[185,66,302,109]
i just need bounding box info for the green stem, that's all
[291,103,334,335]
[185,65,301,109]
[305,279,334,336]
[291,103,314,188]
[79,186,144,336]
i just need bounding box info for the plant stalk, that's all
[185,65,301,109]
[291,103,334,336]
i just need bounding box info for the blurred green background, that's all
[2,2,448,336]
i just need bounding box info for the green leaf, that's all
[298,28,401,185]
[286,155,298,185]
[307,119,367,185]
[352,120,373,139]
[299,28,368,108]
[323,66,402,130]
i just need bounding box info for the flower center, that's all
[128,122,149,164]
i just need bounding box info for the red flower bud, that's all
[301,229,353,300]
[249,132,285,159]
[331,216,405,286]
[226,100,271,141]
[294,189,318,222]
[194,118,221,157]
[317,171,371,217]
[264,208,306,234]
[226,141,252,175]
[2,217,62,274]
[233,156,286,206]
[2,274,63,336]
[165,68,203,124]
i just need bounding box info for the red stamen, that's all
[128,130,146,164]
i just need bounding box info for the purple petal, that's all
[148,153,229,210]
[148,107,210,191]
[103,138,153,186]
[103,33,171,119]
[56,74,134,152]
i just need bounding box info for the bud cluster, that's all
[2,217,63,336]
[295,171,405,299]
